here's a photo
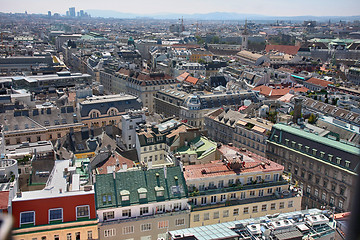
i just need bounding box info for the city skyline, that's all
[1,0,360,17]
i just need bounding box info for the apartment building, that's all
[11,160,98,240]
[184,144,302,228]
[135,119,183,166]
[266,123,360,212]
[1,105,83,145]
[95,166,190,240]
[79,94,142,128]
[205,108,272,157]
[115,68,178,113]
[155,89,259,129]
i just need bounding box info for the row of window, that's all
[26,231,92,240]
[191,187,282,205]
[193,174,280,191]
[193,201,294,222]
[103,203,183,221]
[20,206,90,227]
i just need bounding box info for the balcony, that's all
[189,180,289,197]
[99,209,191,226]
[190,190,299,212]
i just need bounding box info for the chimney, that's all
[16,191,22,198]
[122,162,127,170]
[163,165,167,179]
[59,188,62,194]
[147,160,153,169]
[293,97,303,124]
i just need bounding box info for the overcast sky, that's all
[1,0,360,16]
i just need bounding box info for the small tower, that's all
[293,97,303,124]
[241,19,249,50]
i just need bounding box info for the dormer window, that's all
[138,188,147,199]
[120,190,130,201]
[155,186,165,197]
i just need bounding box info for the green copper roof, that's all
[272,123,360,156]
[94,166,188,209]
[177,136,217,159]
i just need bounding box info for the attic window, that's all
[138,188,147,199]
[120,190,130,201]
[155,186,165,197]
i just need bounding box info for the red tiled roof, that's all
[96,153,135,175]
[253,85,308,98]
[184,145,283,180]
[176,72,189,81]
[306,77,333,88]
[0,191,9,210]
[184,76,199,85]
[265,45,300,55]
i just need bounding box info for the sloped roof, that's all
[184,76,199,85]
[306,77,333,88]
[0,191,9,210]
[265,45,300,55]
[95,166,188,209]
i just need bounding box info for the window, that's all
[204,213,210,220]
[20,211,35,227]
[193,214,200,222]
[156,205,165,213]
[250,190,255,196]
[104,229,116,237]
[41,237,46,240]
[288,200,294,208]
[339,200,343,209]
[174,202,181,210]
[210,196,217,203]
[330,196,335,205]
[280,202,285,209]
[176,218,185,226]
[265,174,270,181]
[273,174,279,181]
[315,189,319,197]
[271,203,276,210]
[67,233,72,240]
[49,208,62,223]
[103,211,115,221]
[243,207,249,214]
[76,206,89,220]
[140,207,149,216]
[262,204,267,211]
[230,193,236,199]
[213,211,219,219]
[54,235,59,240]
[247,177,253,184]
[141,223,152,232]
[240,192,246,199]
[228,179,234,186]
[259,189,264,197]
[87,231,93,239]
[158,220,169,229]
[322,193,326,201]
[252,206,258,213]
[223,210,229,218]
[267,188,273,194]
[233,209,239,216]
[201,197,207,205]
[276,187,282,193]
[75,232,80,240]
[122,209,131,217]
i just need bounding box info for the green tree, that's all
[308,113,316,124]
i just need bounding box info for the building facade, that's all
[266,123,359,212]
[95,166,190,240]
[185,144,302,228]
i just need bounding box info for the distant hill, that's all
[86,10,360,22]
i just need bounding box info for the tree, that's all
[308,113,316,124]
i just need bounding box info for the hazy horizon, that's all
[1,0,360,17]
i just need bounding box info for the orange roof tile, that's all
[265,45,300,55]
[306,77,333,88]
[96,153,135,175]
[0,191,9,210]
[184,76,199,85]
[176,72,189,81]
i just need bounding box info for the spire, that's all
[243,19,249,35]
